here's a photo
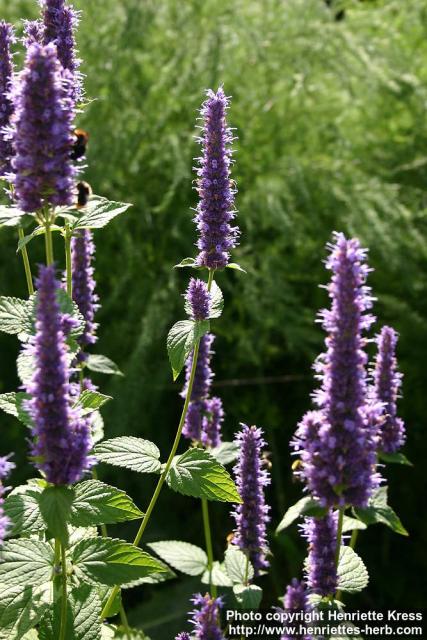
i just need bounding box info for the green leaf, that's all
[38,486,75,545]
[342,516,367,533]
[210,441,239,465]
[226,262,247,273]
[0,583,51,640]
[354,486,408,536]
[38,583,101,640]
[233,584,263,609]
[0,205,25,227]
[121,566,176,589]
[72,197,132,230]
[0,392,32,426]
[0,297,28,335]
[337,546,369,593]
[98,586,121,619]
[276,497,327,533]
[173,257,197,268]
[70,480,143,527]
[167,319,210,380]
[3,489,45,536]
[201,562,233,587]
[74,390,112,415]
[71,537,167,586]
[148,540,207,576]
[0,540,54,587]
[378,451,413,466]
[209,280,224,319]
[85,354,123,376]
[16,351,34,385]
[94,437,161,474]
[224,547,254,584]
[91,411,105,445]
[166,447,242,503]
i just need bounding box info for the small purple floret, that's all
[281,579,311,640]
[23,20,44,47]
[182,334,214,441]
[9,43,76,213]
[303,512,338,597]
[186,278,211,321]
[194,87,239,269]
[232,424,270,574]
[201,396,224,448]
[26,265,92,485]
[71,229,99,349]
[0,21,15,176]
[175,634,191,640]
[0,454,15,545]
[373,326,405,454]
[190,593,224,640]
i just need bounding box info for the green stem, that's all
[350,528,359,550]
[202,497,216,597]
[119,603,132,640]
[18,227,34,295]
[44,218,54,266]
[243,554,250,586]
[101,337,202,619]
[59,542,68,640]
[65,227,72,297]
[334,507,345,601]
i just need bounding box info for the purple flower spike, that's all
[303,512,338,597]
[9,43,76,213]
[190,593,224,640]
[232,424,270,574]
[373,326,405,454]
[71,229,99,349]
[182,334,214,441]
[26,265,92,485]
[194,87,239,269]
[0,454,15,545]
[291,233,381,508]
[186,278,211,321]
[175,634,191,640]
[201,396,224,448]
[23,20,44,47]
[0,21,15,176]
[281,579,310,640]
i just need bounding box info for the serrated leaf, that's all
[70,480,143,527]
[233,584,262,609]
[121,565,176,589]
[354,487,408,536]
[226,262,247,273]
[0,583,51,640]
[74,390,112,415]
[209,281,224,319]
[0,205,25,227]
[342,516,367,533]
[16,351,34,385]
[0,297,28,335]
[276,497,327,533]
[3,489,45,536]
[148,540,207,576]
[337,546,369,593]
[201,561,233,587]
[378,451,413,466]
[224,547,254,584]
[85,354,123,376]
[0,539,54,587]
[71,537,167,586]
[72,197,132,230]
[166,448,242,503]
[167,319,210,380]
[174,257,196,269]
[0,391,32,426]
[94,437,161,474]
[91,411,104,445]
[38,486,74,545]
[210,441,239,465]
[38,583,101,640]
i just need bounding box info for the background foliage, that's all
[0,0,426,636]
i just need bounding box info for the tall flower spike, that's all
[281,579,310,640]
[9,43,76,213]
[0,21,15,176]
[190,593,224,640]
[194,87,239,269]
[303,512,338,597]
[232,424,270,574]
[291,232,381,508]
[23,20,44,47]
[182,333,214,441]
[26,265,92,485]
[201,396,224,448]
[0,454,15,545]
[71,229,99,351]
[186,277,211,321]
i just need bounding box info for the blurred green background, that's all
[0,0,426,636]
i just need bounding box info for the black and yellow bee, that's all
[76,181,92,208]
[70,128,89,161]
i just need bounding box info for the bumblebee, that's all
[76,181,92,208]
[71,128,89,161]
